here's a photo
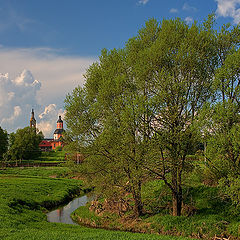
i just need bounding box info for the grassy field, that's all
[0,166,71,178]
[38,151,66,162]
[1,151,66,166]
[0,167,194,240]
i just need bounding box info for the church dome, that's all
[57,116,63,123]
[54,129,63,135]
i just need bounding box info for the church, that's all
[30,109,64,151]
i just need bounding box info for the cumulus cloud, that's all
[0,47,95,136]
[138,0,150,5]
[1,106,22,125]
[38,104,66,137]
[215,0,240,24]
[170,8,178,13]
[0,47,95,107]
[185,16,194,24]
[0,70,41,132]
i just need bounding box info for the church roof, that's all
[39,140,52,147]
[54,129,64,134]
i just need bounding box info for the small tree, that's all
[8,127,43,161]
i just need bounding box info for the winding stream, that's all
[47,194,92,225]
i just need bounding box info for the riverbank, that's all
[71,184,240,240]
[0,167,194,240]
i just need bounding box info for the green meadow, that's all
[0,166,70,178]
[0,167,195,240]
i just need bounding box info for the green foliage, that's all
[7,127,43,160]
[219,177,240,210]
[0,126,8,160]
[202,27,240,205]
[63,15,239,235]
[65,47,148,216]
[141,180,171,214]
[65,16,219,216]
[55,146,63,151]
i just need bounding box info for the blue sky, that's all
[0,0,239,136]
[0,0,235,56]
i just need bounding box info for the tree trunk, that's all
[172,191,182,216]
[133,192,143,217]
[171,151,183,216]
[132,181,143,217]
[133,196,143,217]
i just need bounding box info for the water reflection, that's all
[47,195,91,225]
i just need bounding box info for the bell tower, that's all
[54,116,64,140]
[30,109,36,128]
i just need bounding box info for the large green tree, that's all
[65,16,219,216]
[8,127,43,160]
[0,126,8,160]
[65,48,149,216]
[125,17,217,216]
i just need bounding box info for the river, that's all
[47,194,92,225]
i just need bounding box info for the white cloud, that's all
[215,0,240,24]
[170,8,178,13]
[138,0,149,5]
[14,69,41,88]
[0,47,95,106]
[0,47,95,136]
[1,106,22,125]
[182,3,197,11]
[185,16,194,25]
[0,70,40,132]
